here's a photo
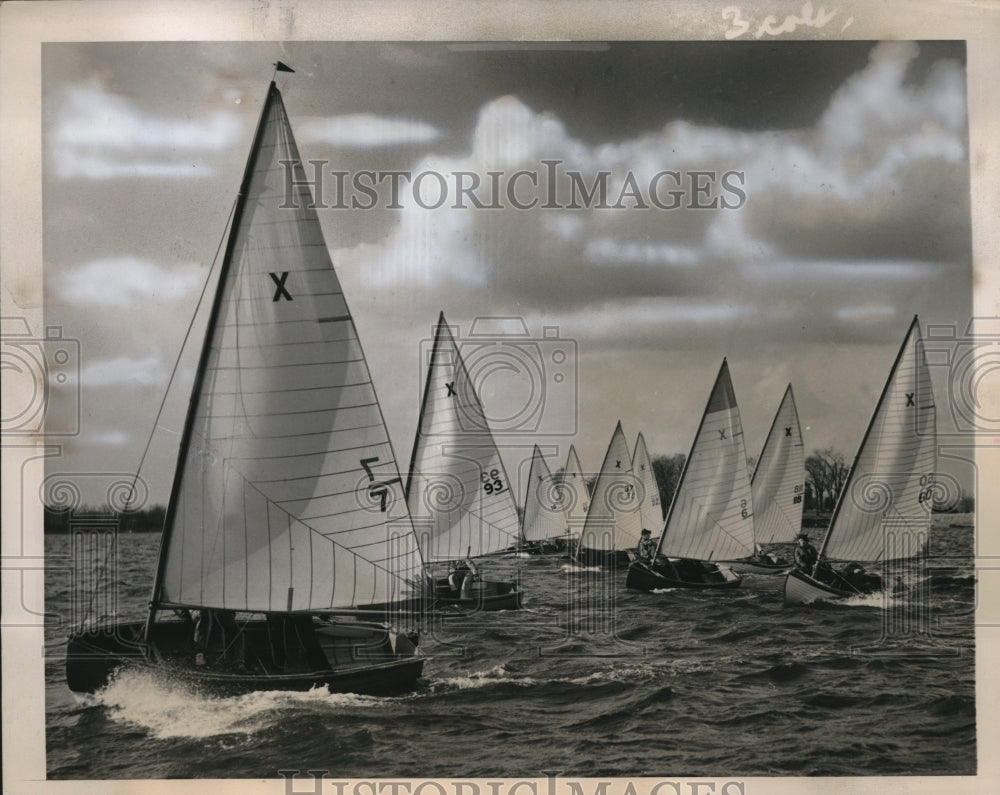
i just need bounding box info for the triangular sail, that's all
[578,422,643,552]
[657,360,755,561]
[751,385,806,545]
[820,317,935,562]
[406,314,521,561]
[632,433,663,533]
[561,445,588,538]
[153,84,423,614]
[521,446,569,543]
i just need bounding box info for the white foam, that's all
[560,563,602,573]
[96,668,391,740]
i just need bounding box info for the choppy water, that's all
[45,517,975,779]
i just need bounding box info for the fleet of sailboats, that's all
[61,66,948,698]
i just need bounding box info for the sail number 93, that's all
[482,469,505,495]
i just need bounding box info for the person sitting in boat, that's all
[839,562,882,593]
[636,528,657,565]
[448,559,479,599]
[192,608,244,668]
[752,545,776,565]
[793,534,819,576]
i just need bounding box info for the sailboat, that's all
[632,432,664,536]
[405,312,523,610]
[515,445,571,554]
[784,316,935,604]
[576,421,643,567]
[561,444,589,549]
[722,385,804,575]
[65,73,425,695]
[626,360,751,590]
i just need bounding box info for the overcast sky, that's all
[40,40,973,508]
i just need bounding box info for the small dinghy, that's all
[626,360,753,591]
[783,316,936,604]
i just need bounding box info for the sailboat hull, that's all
[783,566,884,604]
[575,547,633,568]
[506,538,569,556]
[65,618,424,696]
[625,559,742,591]
[432,578,523,611]
[719,556,790,575]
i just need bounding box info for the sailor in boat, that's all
[636,528,657,565]
[192,609,245,669]
[750,544,784,566]
[265,614,330,672]
[793,533,819,575]
[448,559,479,599]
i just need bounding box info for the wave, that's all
[93,668,395,740]
[737,661,811,683]
[560,563,603,573]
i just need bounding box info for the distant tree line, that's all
[44,504,166,534]
[44,447,973,536]
[803,447,973,514]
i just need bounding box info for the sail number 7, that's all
[360,456,401,512]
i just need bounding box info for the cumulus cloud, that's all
[51,80,243,179]
[80,354,168,389]
[333,40,966,352]
[87,428,132,446]
[299,113,441,147]
[57,257,204,308]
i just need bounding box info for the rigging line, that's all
[130,197,239,510]
[79,199,238,629]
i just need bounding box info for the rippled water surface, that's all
[45,516,975,778]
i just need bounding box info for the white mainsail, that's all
[406,313,522,561]
[561,444,588,538]
[820,317,935,563]
[632,432,663,533]
[578,422,643,553]
[751,385,806,545]
[521,446,569,543]
[155,84,423,614]
[656,360,755,562]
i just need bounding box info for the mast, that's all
[144,82,280,640]
[405,311,446,503]
[817,315,922,561]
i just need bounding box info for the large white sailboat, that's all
[406,312,523,609]
[626,360,751,590]
[66,72,425,695]
[784,317,936,604]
